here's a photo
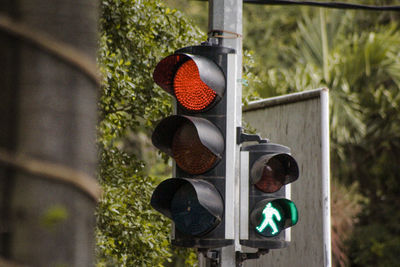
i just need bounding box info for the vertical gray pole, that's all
[209,1,243,266]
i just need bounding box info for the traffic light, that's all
[240,142,299,249]
[150,44,235,248]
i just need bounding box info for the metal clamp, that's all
[198,248,220,267]
[237,127,269,145]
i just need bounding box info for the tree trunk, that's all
[0,1,98,266]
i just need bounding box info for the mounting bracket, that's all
[237,127,269,145]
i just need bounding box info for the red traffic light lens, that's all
[153,54,183,94]
[153,53,225,112]
[255,157,286,193]
[174,60,217,111]
[251,154,299,193]
[172,122,218,174]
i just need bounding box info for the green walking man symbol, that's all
[256,203,282,235]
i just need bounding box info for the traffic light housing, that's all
[240,142,299,249]
[150,45,235,248]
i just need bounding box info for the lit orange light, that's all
[174,60,216,111]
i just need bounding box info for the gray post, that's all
[208,1,243,266]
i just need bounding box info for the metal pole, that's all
[208,1,243,266]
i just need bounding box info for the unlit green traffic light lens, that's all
[171,183,217,236]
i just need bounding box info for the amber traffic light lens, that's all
[172,122,218,174]
[173,60,217,111]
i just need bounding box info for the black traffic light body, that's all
[151,45,235,248]
[240,142,299,249]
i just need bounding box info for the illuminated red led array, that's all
[173,60,217,111]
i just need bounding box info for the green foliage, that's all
[165,247,198,267]
[97,0,204,266]
[243,5,302,96]
[348,204,400,267]
[97,149,171,267]
[165,0,208,33]
[242,49,262,105]
[99,0,204,144]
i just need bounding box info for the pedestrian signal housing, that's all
[240,142,299,249]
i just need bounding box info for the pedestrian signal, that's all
[251,199,298,238]
[255,202,281,236]
[240,142,299,249]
